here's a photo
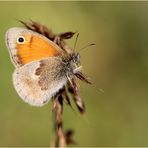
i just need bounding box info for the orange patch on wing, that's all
[16,34,61,65]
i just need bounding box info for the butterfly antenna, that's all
[79,43,96,53]
[92,83,104,94]
[73,33,79,52]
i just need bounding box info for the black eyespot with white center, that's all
[17,36,25,44]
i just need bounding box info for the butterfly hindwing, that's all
[13,57,67,106]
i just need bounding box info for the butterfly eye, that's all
[17,36,25,44]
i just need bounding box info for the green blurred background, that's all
[0,1,148,147]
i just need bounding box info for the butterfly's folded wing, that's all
[6,27,62,67]
[13,57,67,106]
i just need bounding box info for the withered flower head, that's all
[20,20,92,147]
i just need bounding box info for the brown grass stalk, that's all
[21,20,86,147]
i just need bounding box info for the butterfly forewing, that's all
[6,27,63,67]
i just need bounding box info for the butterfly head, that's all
[62,52,81,76]
[69,52,80,67]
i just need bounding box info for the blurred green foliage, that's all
[0,1,148,146]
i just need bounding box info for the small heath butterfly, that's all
[5,27,91,107]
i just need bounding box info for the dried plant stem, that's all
[21,20,88,147]
[51,95,66,147]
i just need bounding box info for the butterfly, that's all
[5,26,91,107]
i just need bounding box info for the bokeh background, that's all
[0,1,148,147]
